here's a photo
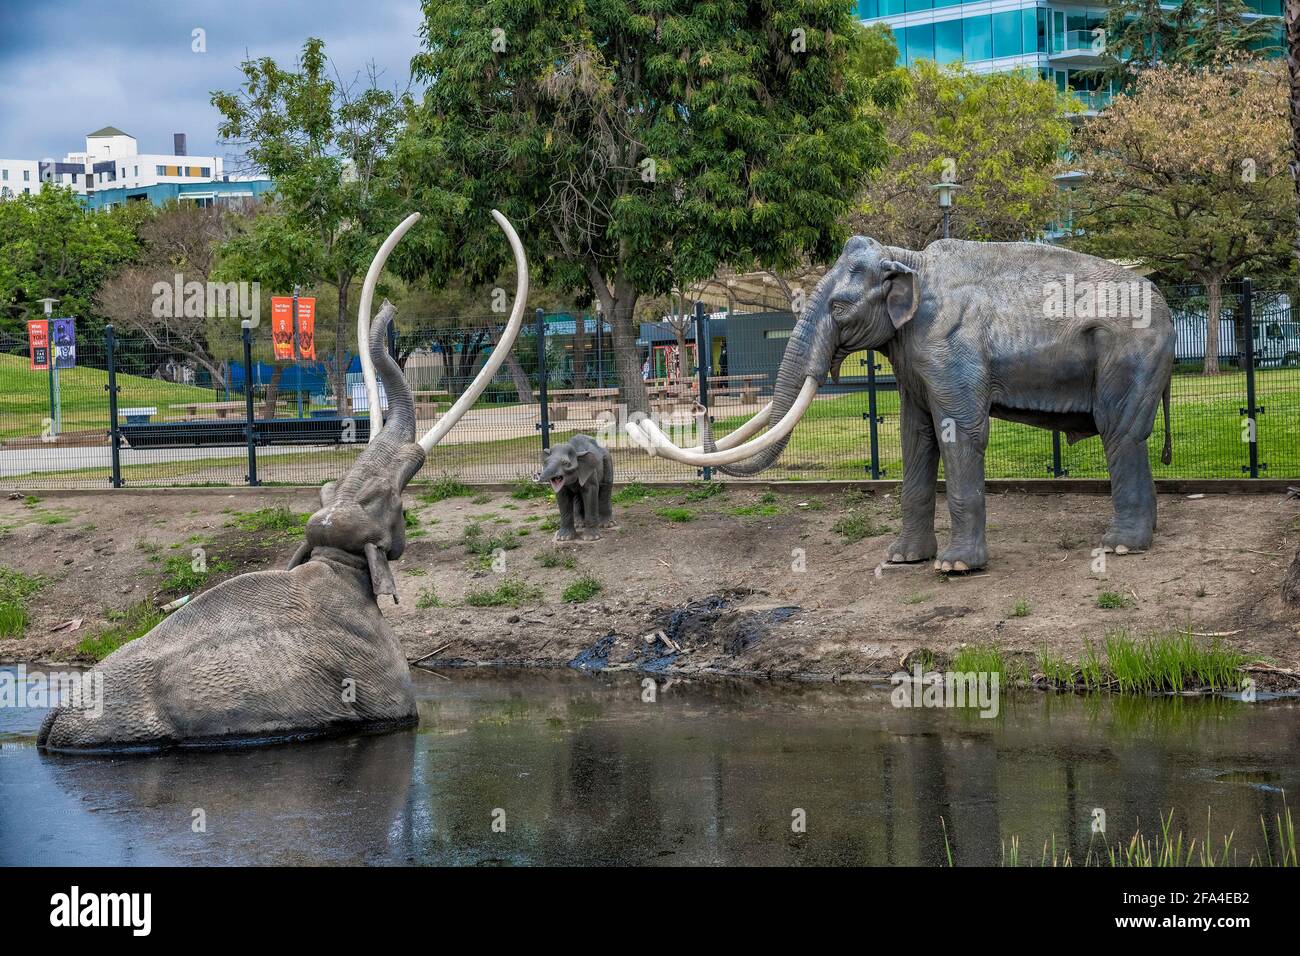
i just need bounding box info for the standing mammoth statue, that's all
[628,237,1175,572]
[39,209,529,752]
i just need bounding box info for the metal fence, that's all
[0,280,1295,489]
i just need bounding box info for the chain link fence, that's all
[1,280,1295,490]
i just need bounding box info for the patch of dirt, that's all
[3,485,1298,683]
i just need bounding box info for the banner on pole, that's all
[296,297,316,360]
[27,320,49,370]
[52,318,76,369]
[270,297,295,361]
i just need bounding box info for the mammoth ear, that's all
[575,449,601,486]
[883,261,919,330]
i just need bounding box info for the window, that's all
[23,169,30,181]
[764,329,792,340]
[964,15,991,61]
[905,0,932,10]
[71,173,78,183]
[855,0,879,18]
[133,165,138,176]
[1022,8,1046,54]
[934,18,962,63]
[200,167,211,178]
[1,169,7,181]
[156,165,166,176]
[904,24,934,64]
[880,0,906,14]
[993,10,1021,57]
[23,187,29,195]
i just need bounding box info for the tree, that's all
[1070,62,1293,374]
[852,61,1078,249]
[211,38,410,414]
[397,0,892,414]
[96,202,241,391]
[0,187,143,336]
[1097,0,1276,84]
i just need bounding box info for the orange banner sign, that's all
[270,296,317,361]
[297,297,316,361]
[270,297,295,361]
[27,320,49,370]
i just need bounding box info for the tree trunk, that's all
[1203,275,1222,375]
[573,312,588,390]
[261,365,285,418]
[491,325,533,402]
[609,295,649,415]
[334,282,353,416]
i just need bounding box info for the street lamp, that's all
[37,297,60,437]
[928,181,962,240]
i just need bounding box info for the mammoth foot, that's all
[554,528,578,542]
[933,541,987,574]
[885,531,937,564]
[1101,523,1152,555]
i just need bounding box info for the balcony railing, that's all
[1052,29,1108,57]
[1070,89,1112,113]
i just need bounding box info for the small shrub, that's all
[511,477,552,500]
[1011,599,1030,618]
[232,506,308,534]
[685,481,724,501]
[465,578,543,608]
[162,553,231,593]
[415,587,442,609]
[832,511,885,543]
[76,602,163,661]
[471,492,491,504]
[562,575,602,603]
[655,507,695,523]
[536,550,576,570]
[1096,591,1132,610]
[419,474,474,503]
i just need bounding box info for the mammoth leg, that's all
[886,395,939,563]
[579,480,602,539]
[1100,435,1155,553]
[598,459,616,527]
[933,409,989,572]
[365,542,398,602]
[555,487,578,541]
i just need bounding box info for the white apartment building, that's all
[2,126,225,199]
[0,158,39,198]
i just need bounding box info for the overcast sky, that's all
[0,0,425,164]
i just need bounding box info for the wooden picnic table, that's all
[168,400,250,419]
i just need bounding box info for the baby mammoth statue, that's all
[537,434,616,541]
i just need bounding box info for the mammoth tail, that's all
[1160,379,1172,466]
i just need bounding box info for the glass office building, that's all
[856,1,1284,114]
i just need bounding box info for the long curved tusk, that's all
[358,212,422,442]
[418,209,528,453]
[683,401,772,453]
[626,377,817,466]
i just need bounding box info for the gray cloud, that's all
[0,0,424,164]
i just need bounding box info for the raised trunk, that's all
[709,313,830,476]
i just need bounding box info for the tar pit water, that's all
[1,665,1296,866]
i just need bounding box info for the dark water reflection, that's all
[1,666,1296,866]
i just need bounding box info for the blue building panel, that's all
[83,179,274,210]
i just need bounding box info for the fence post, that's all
[242,320,259,486]
[1049,431,1067,478]
[695,301,712,481]
[1240,278,1263,478]
[104,323,123,488]
[862,350,883,479]
[535,308,550,452]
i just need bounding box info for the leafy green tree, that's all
[1097,0,1276,84]
[851,61,1078,249]
[211,37,410,413]
[0,187,143,336]
[397,0,892,413]
[1070,62,1292,373]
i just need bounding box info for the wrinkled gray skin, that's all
[538,434,615,541]
[39,302,423,753]
[709,237,1175,571]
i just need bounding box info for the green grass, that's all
[1035,630,1250,693]
[950,644,1006,679]
[462,522,520,556]
[611,482,674,504]
[536,549,577,570]
[510,476,552,500]
[464,577,543,608]
[684,481,724,501]
[231,506,309,534]
[561,574,602,603]
[655,506,695,523]
[1096,590,1133,609]
[729,502,782,517]
[418,474,475,503]
[162,553,231,593]
[415,587,443,609]
[832,509,887,543]
[1010,599,1030,618]
[0,567,44,639]
[76,601,164,661]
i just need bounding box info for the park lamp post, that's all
[37,297,60,437]
[929,181,962,240]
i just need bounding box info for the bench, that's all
[168,400,249,419]
[118,416,371,450]
[119,406,157,425]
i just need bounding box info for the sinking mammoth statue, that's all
[39,210,529,753]
[628,237,1175,572]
